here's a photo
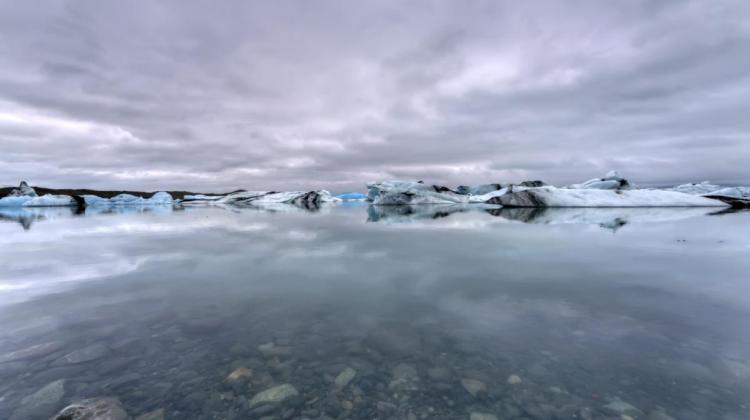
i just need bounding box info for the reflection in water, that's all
[0,207,80,230]
[1,206,749,419]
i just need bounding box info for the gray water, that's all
[1,204,749,420]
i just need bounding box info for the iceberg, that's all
[182,194,224,201]
[668,182,750,208]
[0,194,77,207]
[455,184,504,195]
[669,181,723,195]
[7,180,37,197]
[335,192,367,201]
[83,192,174,207]
[366,180,469,205]
[565,170,630,190]
[488,186,728,208]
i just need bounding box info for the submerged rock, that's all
[248,383,299,408]
[507,374,522,385]
[51,397,128,420]
[135,408,165,420]
[225,367,253,383]
[0,341,64,363]
[333,367,357,389]
[10,379,65,420]
[470,413,498,420]
[62,343,109,364]
[460,378,487,397]
[602,398,643,417]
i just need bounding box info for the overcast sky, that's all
[1,0,749,192]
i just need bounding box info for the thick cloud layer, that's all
[1,0,749,192]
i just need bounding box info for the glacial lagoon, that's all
[1,204,749,419]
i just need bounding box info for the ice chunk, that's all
[23,195,77,207]
[83,192,173,207]
[336,192,367,201]
[145,192,173,204]
[0,194,76,207]
[108,193,144,205]
[8,181,37,197]
[366,180,469,205]
[566,171,630,190]
[0,196,33,207]
[669,181,722,195]
[182,194,223,201]
[455,184,504,195]
[703,186,750,199]
[489,186,729,207]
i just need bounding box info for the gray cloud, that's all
[1,0,749,192]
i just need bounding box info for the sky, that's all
[1,0,749,193]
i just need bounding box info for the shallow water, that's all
[1,205,749,420]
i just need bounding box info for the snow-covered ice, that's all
[565,170,630,190]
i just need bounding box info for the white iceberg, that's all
[489,186,728,208]
[565,170,630,190]
[668,182,750,208]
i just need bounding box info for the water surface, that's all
[1,205,749,419]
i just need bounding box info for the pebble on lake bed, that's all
[51,397,128,420]
[470,412,499,420]
[248,383,299,407]
[334,367,357,389]
[507,374,522,385]
[225,367,253,382]
[135,408,165,420]
[460,378,487,397]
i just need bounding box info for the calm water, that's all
[1,204,749,420]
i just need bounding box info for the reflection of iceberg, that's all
[367,204,478,223]
[84,205,174,216]
[0,207,79,230]
[486,207,715,230]
[491,187,727,208]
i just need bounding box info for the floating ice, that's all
[366,180,469,205]
[489,186,728,208]
[336,192,367,201]
[8,181,37,197]
[0,194,76,207]
[565,170,630,190]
